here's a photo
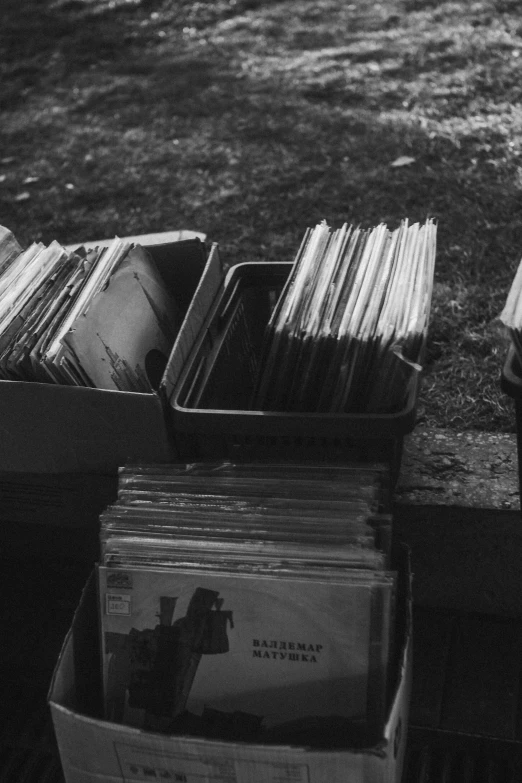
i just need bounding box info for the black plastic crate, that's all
[167,261,419,485]
[501,344,522,509]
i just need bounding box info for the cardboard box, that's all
[48,563,411,783]
[0,237,229,564]
[0,231,213,474]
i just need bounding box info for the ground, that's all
[1,0,522,430]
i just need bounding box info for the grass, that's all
[1,0,522,430]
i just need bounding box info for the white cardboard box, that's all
[49,563,411,783]
[0,231,212,474]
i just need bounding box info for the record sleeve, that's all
[0,225,22,275]
[63,245,181,391]
[98,564,395,733]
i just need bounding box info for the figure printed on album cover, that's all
[104,586,234,727]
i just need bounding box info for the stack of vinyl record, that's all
[252,218,437,413]
[0,224,180,391]
[98,461,396,746]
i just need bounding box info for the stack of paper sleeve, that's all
[0,225,180,391]
[252,219,437,413]
[97,461,396,746]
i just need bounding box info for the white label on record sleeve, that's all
[114,743,309,783]
[106,592,131,615]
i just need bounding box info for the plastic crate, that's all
[501,343,522,509]
[166,261,419,484]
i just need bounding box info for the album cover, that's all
[98,564,395,733]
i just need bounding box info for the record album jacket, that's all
[98,564,394,734]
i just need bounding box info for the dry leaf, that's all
[390,155,416,168]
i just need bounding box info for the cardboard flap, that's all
[49,571,102,717]
[161,244,225,403]
[64,230,206,254]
